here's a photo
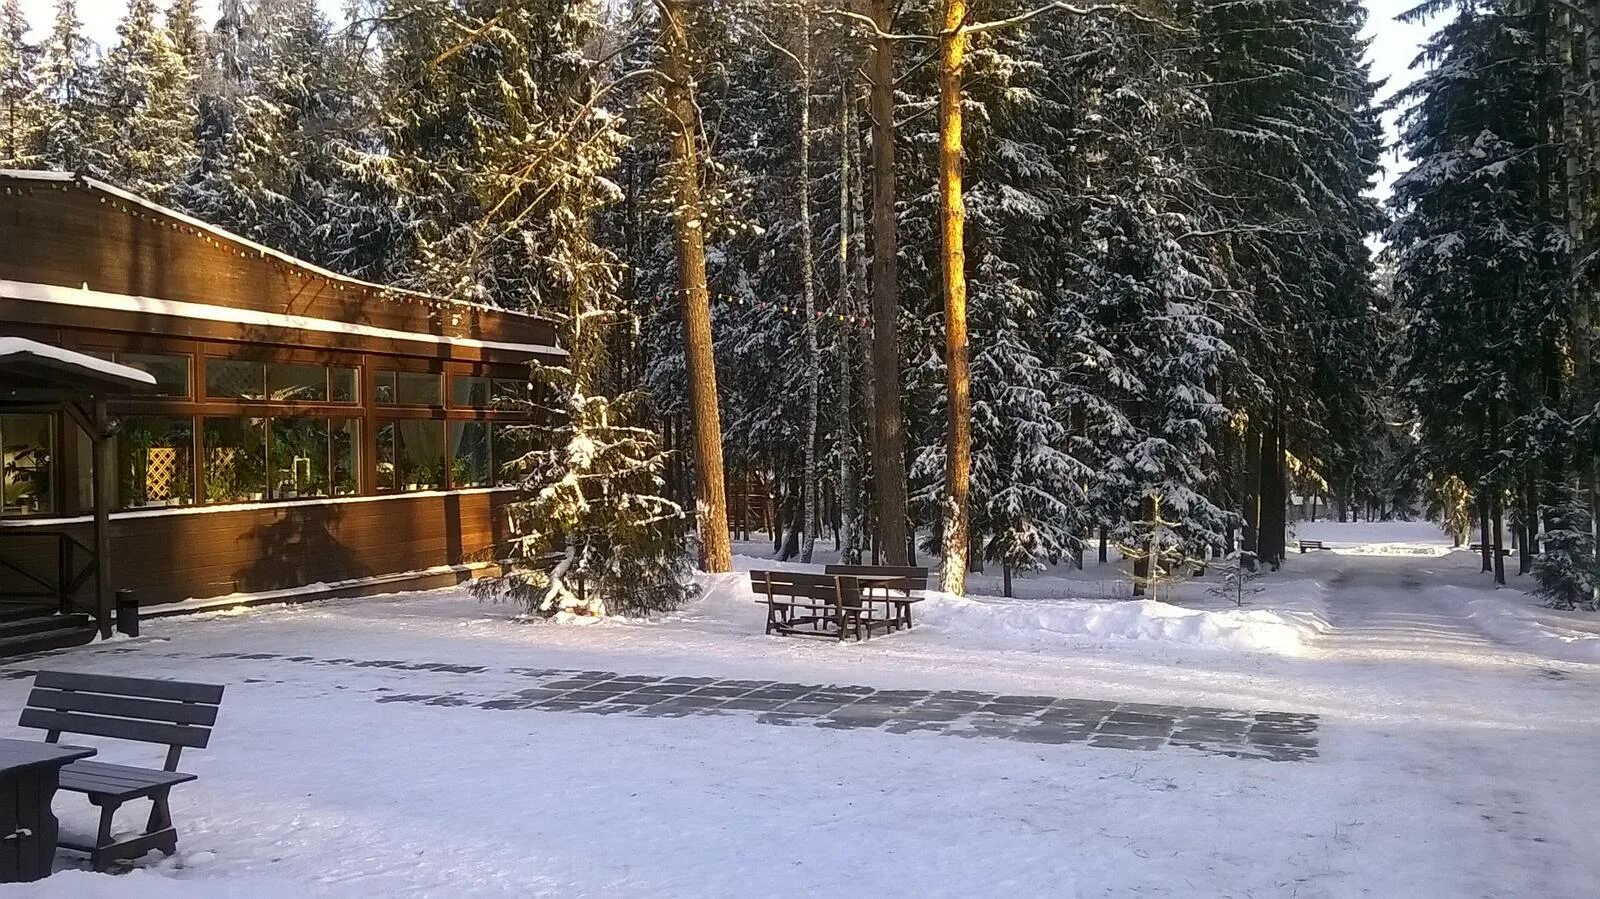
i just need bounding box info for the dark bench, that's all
[1467,543,1513,557]
[19,671,225,871]
[1298,540,1329,553]
[752,571,910,641]
[825,565,929,632]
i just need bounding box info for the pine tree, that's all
[92,0,198,197]
[0,0,43,167]
[33,0,97,171]
[1389,0,1568,587]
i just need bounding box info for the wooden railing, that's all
[0,530,97,617]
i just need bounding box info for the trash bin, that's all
[115,589,139,637]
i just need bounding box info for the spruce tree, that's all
[0,0,42,167]
[92,0,198,197]
[33,0,97,172]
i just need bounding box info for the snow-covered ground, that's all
[3,521,1599,897]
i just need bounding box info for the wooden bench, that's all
[19,671,225,871]
[825,565,928,632]
[1467,543,1513,557]
[1298,540,1329,553]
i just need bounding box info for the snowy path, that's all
[0,533,1597,896]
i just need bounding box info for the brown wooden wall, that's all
[0,491,514,607]
[0,176,560,354]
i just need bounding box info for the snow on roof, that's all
[0,169,558,328]
[0,336,159,386]
[0,279,567,358]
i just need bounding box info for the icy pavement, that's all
[0,524,1597,897]
[129,653,1317,761]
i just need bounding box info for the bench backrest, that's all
[824,565,930,593]
[20,670,226,772]
[749,570,865,608]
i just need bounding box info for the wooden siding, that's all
[0,178,559,356]
[0,491,514,607]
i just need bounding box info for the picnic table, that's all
[751,565,928,642]
[0,737,96,883]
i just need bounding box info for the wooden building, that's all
[0,170,564,623]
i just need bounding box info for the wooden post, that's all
[93,397,114,640]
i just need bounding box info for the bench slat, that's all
[27,688,220,727]
[19,709,213,749]
[62,760,196,788]
[34,671,224,705]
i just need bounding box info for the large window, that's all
[377,420,445,491]
[203,417,268,503]
[491,422,537,487]
[117,417,194,509]
[448,422,492,487]
[375,370,442,406]
[117,353,190,398]
[1,414,54,516]
[269,418,359,499]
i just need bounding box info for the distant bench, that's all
[1298,540,1330,553]
[1467,543,1513,557]
[750,565,928,642]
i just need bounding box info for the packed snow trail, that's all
[1317,556,1538,663]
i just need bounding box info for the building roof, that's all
[0,336,158,394]
[0,169,559,330]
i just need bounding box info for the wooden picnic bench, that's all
[1467,543,1512,557]
[750,566,929,642]
[18,671,225,871]
[1298,540,1330,553]
[825,565,928,632]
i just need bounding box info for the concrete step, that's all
[0,612,93,638]
[0,623,96,658]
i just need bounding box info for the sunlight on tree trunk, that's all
[659,0,731,572]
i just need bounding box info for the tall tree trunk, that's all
[837,76,862,565]
[865,0,910,565]
[1568,1,1600,604]
[659,0,731,572]
[1479,490,1493,573]
[796,14,821,564]
[937,0,971,595]
[1243,425,1261,569]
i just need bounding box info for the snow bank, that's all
[916,592,1326,656]
[1463,597,1600,665]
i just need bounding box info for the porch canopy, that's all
[0,337,155,637]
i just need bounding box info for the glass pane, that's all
[449,421,491,487]
[374,370,397,405]
[451,376,492,408]
[117,417,194,508]
[376,423,395,491]
[270,418,331,499]
[206,359,265,400]
[117,353,190,398]
[332,420,359,495]
[331,367,359,403]
[492,423,536,487]
[379,420,444,491]
[492,378,532,406]
[267,363,328,403]
[395,372,442,406]
[203,417,268,503]
[1,414,54,515]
